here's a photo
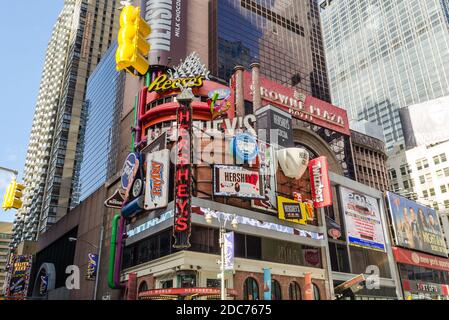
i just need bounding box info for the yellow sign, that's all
[277,196,307,225]
[148,74,205,93]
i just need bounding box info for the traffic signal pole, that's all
[0,167,18,177]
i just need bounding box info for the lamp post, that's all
[68,225,104,300]
[205,211,238,300]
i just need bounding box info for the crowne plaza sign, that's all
[242,71,350,135]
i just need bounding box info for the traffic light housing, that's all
[2,180,25,210]
[116,5,151,75]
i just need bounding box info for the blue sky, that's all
[0,1,63,223]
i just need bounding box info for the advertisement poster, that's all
[387,192,448,257]
[144,149,170,211]
[252,142,277,214]
[86,253,98,281]
[214,165,264,199]
[340,187,386,252]
[6,255,33,299]
[263,268,271,301]
[224,232,234,271]
[277,196,307,225]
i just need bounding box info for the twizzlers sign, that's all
[309,156,333,208]
[173,100,192,249]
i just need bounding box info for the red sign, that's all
[309,156,333,208]
[242,71,350,135]
[173,101,192,249]
[393,247,449,273]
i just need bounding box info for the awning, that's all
[139,288,238,300]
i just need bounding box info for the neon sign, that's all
[173,100,192,249]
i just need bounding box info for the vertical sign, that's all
[173,100,192,249]
[263,268,272,300]
[141,0,188,66]
[252,142,277,214]
[86,253,99,281]
[144,149,170,210]
[6,255,33,299]
[224,232,234,271]
[309,156,333,208]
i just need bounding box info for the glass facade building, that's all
[320,0,449,150]
[210,0,331,102]
[77,43,124,203]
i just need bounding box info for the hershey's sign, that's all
[142,0,187,66]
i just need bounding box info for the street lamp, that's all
[68,226,104,300]
[205,212,238,300]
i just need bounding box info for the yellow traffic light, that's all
[2,180,25,211]
[116,5,151,75]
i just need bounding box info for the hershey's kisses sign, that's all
[148,52,210,93]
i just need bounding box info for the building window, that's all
[388,169,397,180]
[433,155,440,165]
[441,154,447,163]
[423,190,429,198]
[271,280,282,300]
[138,281,148,293]
[429,188,436,197]
[288,282,301,300]
[441,185,447,194]
[313,283,321,300]
[419,175,425,184]
[161,280,173,289]
[243,277,259,300]
[445,200,449,209]
[178,273,196,288]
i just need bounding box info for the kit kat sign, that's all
[242,72,350,135]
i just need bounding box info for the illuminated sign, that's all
[121,153,140,200]
[149,52,210,93]
[145,149,170,211]
[104,189,125,209]
[208,89,231,120]
[252,142,277,214]
[309,157,333,208]
[173,100,192,249]
[213,165,264,199]
[148,74,205,93]
[231,133,259,162]
[6,255,33,299]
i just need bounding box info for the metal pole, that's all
[93,225,104,300]
[0,167,18,177]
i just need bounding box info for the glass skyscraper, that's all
[210,0,331,102]
[320,0,449,150]
[76,43,124,203]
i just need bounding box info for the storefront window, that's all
[243,277,259,300]
[161,280,173,289]
[289,282,302,300]
[271,280,282,300]
[350,247,391,278]
[178,273,196,288]
[207,279,221,288]
[313,283,321,300]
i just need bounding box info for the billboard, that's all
[340,187,386,252]
[214,165,264,199]
[6,255,33,299]
[144,149,170,210]
[86,253,98,281]
[386,192,448,257]
[141,0,188,66]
